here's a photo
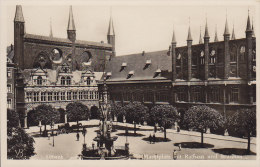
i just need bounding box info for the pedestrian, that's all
[149,134,152,144]
[76,132,80,141]
[154,125,157,133]
[178,144,182,151]
[153,133,156,143]
[173,150,177,160]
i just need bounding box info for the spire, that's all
[231,23,236,40]
[199,26,203,44]
[171,25,176,43]
[14,5,25,22]
[67,6,76,31]
[49,18,53,37]
[187,17,192,41]
[107,16,115,36]
[214,25,219,42]
[224,17,230,35]
[246,9,252,31]
[204,18,210,38]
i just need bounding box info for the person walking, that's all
[149,134,152,144]
[153,133,156,143]
[173,150,177,160]
[76,132,80,141]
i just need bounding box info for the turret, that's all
[199,26,203,44]
[214,25,219,42]
[204,19,210,80]
[231,24,236,40]
[171,25,177,81]
[223,17,230,79]
[187,21,192,81]
[245,11,253,81]
[67,6,76,42]
[14,5,25,69]
[107,16,116,57]
[50,18,53,38]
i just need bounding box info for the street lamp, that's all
[51,121,55,147]
[82,127,87,144]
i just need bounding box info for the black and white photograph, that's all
[0,0,259,166]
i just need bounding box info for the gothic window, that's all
[66,76,71,85]
[176,53,181,66]
[7,70,11,78]
[7,99,12,109]
[79,92,83,100]
[67,92,72,100]
[61,92,65,100]
[177,87,186,102]
[210,50,216,64]
[61,77,66,85]
[86,77,91,85]
[239,46,246,62]
[41,92,46,101]
[95,91,99,99]
[81,51,92,63]
[252,50,256,61]
[37,76,43,85]
[200,51,205,65]
[156,92,168,102]
[7,84,11,93]
[210,87,220,102]
[84,91,88,99]
[230,87,239,103]
[90,91,94,99]
[230,46,237,62]
[48,92,53,101]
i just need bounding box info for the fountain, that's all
[80,79,130,160]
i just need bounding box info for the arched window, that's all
[66,76,71,85]
[61,76,66,85]
[210,50,216,64]
[200,51,205,65]
[81,51,92,63]
[37,76,42,85]
[86,77,91,85]
[230,46,237,62]
[239,46,245,62]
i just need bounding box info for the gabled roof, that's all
[105,50,172,82]
[24,33,112,48]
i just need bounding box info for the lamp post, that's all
[82,127,87,144]
[51,121,55,147]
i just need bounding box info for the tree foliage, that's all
[227,108,256,153]
[184,105,224,147]
[123,101,149,134]
[108,102,124,120]
[7,109,35,159]
[66,102,90,124]
[31,104,60,129]
[150,105,179,140]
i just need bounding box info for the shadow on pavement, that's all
[116,132,145,137]
[173,142,214,148]
[142,137,171,143]
[212,148,256,155]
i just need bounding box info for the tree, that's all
[66,102,90,127]
[183,105,224,147]
[108,102,124,121]
[31,104,60,132]
[228,108,256,153]
[123,101,149,135]
[7,109,35,159]
[150,105,179,141]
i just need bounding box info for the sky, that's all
[2,1,257,56]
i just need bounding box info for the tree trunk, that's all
[201,130,204,147]
[134,123,136,135]
[164,127,167,141]
[247,131,251,154]
[44,124,47,131]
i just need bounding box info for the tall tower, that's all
[187,21,192,81]
[67,6,76,42]
[223,17,230,79]
[107,16,116,57]
[171,25,177,81]
[204,18,210,80]
[14,5,25,70]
